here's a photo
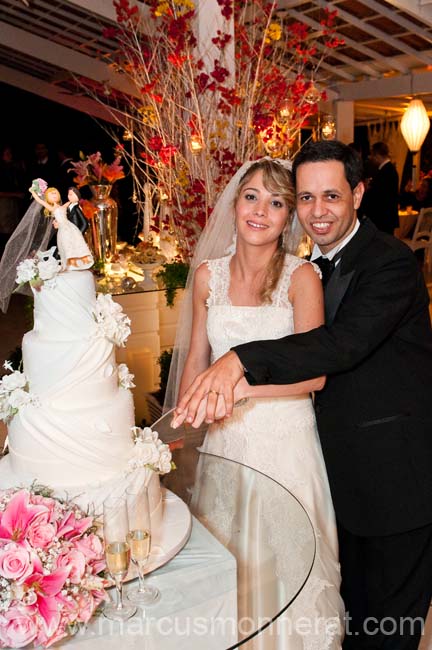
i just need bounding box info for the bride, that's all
[166,158,344,648]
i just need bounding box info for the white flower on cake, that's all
[93,294,131,347]
[118,363,135,389]
[0,367,39,423]
[15,247,61,292]
[128,426,174,475]
[15,258,37,285]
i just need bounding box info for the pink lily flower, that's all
[0,490,47,542]
[56,512,92,540]
[25,568,69,633]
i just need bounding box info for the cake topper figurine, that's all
[29,185,94,271]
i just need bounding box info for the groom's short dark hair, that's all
[292,140,363,190]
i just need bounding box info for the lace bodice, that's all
[206,253,318,361]
[53,205,67,224]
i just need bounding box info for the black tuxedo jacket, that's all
[67,203,89,234]
[235,219,432,536]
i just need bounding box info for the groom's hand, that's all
[174,350,245,425]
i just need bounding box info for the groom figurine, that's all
[175,140,432,649]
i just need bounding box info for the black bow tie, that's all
[314,250,344,286]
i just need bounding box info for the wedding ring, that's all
[209,389,219,395]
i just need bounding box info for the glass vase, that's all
[89,184,118,269]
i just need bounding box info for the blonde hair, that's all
[234,159,295,304]
[43,187,61,217]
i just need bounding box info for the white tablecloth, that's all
[60,517,238,650]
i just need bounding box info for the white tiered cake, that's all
[0,270,163,516]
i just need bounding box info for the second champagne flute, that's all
[126,483,161,605]
[103,496,137,621]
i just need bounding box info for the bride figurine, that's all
[29,185,93,271]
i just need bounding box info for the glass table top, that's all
[162,426,316,648]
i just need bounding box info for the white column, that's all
[335,100,354,143]
[194,0,235,77]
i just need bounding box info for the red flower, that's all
[149,136,163,151]
[210,60,230,83]
[167,53,188,68]
[159,145,178,166]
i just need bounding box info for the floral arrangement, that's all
[15,248,61,293]
[0,362,39,424]
[30,178,48,199]
[128,426,175,475]
[69,148,125,188]
[0,486,107,648]
[118,363,135,389]
[93,294,131,347]
[131,241,166,266]
[78,0,343,258]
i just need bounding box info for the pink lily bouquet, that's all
[69,148,125,188]
[0,487,107,648]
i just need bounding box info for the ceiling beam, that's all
[361,0,432,45]
[0,64,119,124]
[326,1,432,67]
[64,0,118,22]
[386,0,432,25]
[0,21,139,98]
[65,0,152,32]
[288,7,408,75]
[334,70,432,101]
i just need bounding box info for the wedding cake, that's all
[0,262,170,516]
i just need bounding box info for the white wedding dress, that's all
[196,253,344,649]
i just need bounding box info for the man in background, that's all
[361,140,399,234]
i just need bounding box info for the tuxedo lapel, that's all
[323,219,377,325]
[325,266,355,325]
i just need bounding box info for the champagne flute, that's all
[103,496,137,620]
[126,484,161,605]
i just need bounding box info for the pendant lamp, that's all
[400,98,430,153]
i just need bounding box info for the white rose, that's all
[1,372,27,392]
[140,427,158,444]
[118,364,135,389]
[158,450,172,475]
[15,259,37,284]
[0,397,11,421]
[133,440,159,466]
[7,388,32,410]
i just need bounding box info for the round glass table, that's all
[66,427,315,649]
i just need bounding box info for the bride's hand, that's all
[171,393,227,429]
[175,351,244,425]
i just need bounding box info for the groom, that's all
[175,140,432,649]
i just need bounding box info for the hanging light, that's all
[189,134,204,154]
[321,114,336,140]
[400,98,430,153]
[304,83,321,106]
